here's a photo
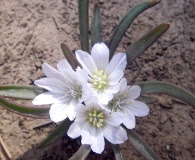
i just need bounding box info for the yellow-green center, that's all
[88,109,105,128]
[93,70,108,90]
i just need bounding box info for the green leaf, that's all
[91,3,102,46]
[78,0,89,52]
[112,144,123,160]
[137,95,158,104]
[0,85,45,100]
[61,43,80,69]
[69,145,91,160]
[126,23,169,64]
[137,81,195,108]
[37,119,72,148]
[109,0,161,58]
[128,129,159,160]
[0,97,49,118]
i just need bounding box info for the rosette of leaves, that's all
[0,0,194,160]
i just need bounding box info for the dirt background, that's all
[0,0,194,159]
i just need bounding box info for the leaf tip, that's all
[147,0,161,5]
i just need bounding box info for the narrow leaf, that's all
[61,43,80,69]
[128,129,159,160]
[137,81,195,108]
[109,0,161,58]
[37,119,72,148]
[137,95,158,104]
[69,145,91,160]
[0,97,49,118]
[0,85,45,100]
[91,3,102,46]
[112,144,123,160]
[78,0,89,52]
[126,23,169,64]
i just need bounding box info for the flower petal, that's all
[129,100,149,117]
[57,59,74,73]
[42,62,65,82]
[105,112,123,126]
[32,92,63,105]
[103,125,128,144]
[105,53,127,75]
[91,131,105,154]
[91,43,109,70]
[34,78,67,94]
[107,70,124,85]
[126,85,141,100]
[81,123,94,145]
[122,108,136,129]
[66,104,77,121]
[96,91,113,105]
[67,122,81,139]
[49,103,69,122]
[76,50,97,76]
[75,68,88,83]
[105,85,119,94]
[119,78,127,94]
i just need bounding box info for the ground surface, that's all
[0,0,194,159]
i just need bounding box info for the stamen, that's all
[88,109,104,128]
[92,70,108,90]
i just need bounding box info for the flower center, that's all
[108,93,128,112]
[92,70,108,90]
[88,109,104,128]
[65,83,82,100]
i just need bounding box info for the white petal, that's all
[129,100,149,117]
[122,108,136,129]
[105,85,119,94]
[119,78,127,94]
[67,122,81,139]
[42,62,65,82]
[91,43,109,70]
[76,50,97,76]
[126,85,141,100]
[105,53,127,75]
[81,123,94,145]
[80,84,92,103]
[32,92,63,105]
[66,104,77,121]
[75,68,88,83]
[34,78,66,94]
[96,92,113,105]
[105,112,123,126]
[107,70,124,85]
[91,131,105,154]
[57,59,74,73]
[49,103,69,122]
[103,125,128,144]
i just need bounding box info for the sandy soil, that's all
[0,0,194,159]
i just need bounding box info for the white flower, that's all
[32,59,91,122]
[104,78,149,129]
[75,42,127,105]
[67,99,128,154]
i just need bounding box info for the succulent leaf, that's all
[37,119,72,148]
[126,23,169,64]
[78,0,89,52]
[112,144,123,160]
[91,3,103,46]
[69,145,91,160]
[138,81,195,108]
[0,96,49,118]
[0,85,45,100]
[128,129,159,160]
[61,43,80,69]
[109,0,161,58]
